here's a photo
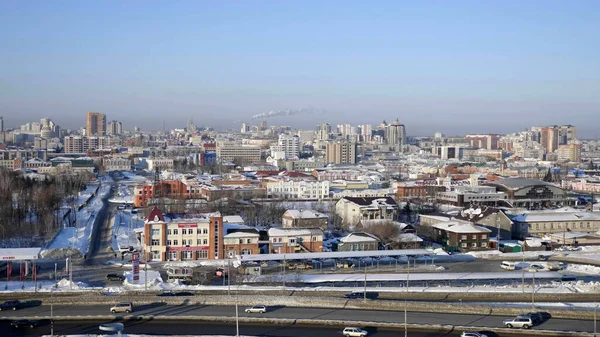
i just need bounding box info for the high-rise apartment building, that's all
[325,140,357,164]
[558,125,577,145]
[86,112,106,136]
[359,124,372,142]
[541,126,559,153]
[64,135,110,153]
[558,143,581,162]
[259,120,268,131]
[316,123,331,141]
[240,123,251,133]
[271,134,299,158]
[465,134,500,150]
[0,116,3,133]
[107,120,123,135]
[385,119,406,148]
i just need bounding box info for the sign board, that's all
[166,246,209,252]
[178,223,198,228]
[272,243,284,248]
[132,253,140,283]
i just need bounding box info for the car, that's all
[521,312,543,323]
[561,274,578,281]
[106,274,125,281]
[110,302,133,313]
[344,292,379,299]
[503,316,533,329]
[0,300,21,311]
[244,305,267,313]
[157,291,194,297]
[343,327,368,337]
[460,332,487,337]
[10,319,40,329]
[528,264,545,272]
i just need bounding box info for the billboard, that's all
[132,253,140,283]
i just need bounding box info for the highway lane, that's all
[0,320,524,337]
[0,303,594,333]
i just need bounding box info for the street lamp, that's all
[405,256,409,337]
[521,251,525,293]
[531,270,536,311]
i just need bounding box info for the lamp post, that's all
[363,263,367,303]
[521,251,525,293]
[50,288,54,337]
[531,270,536,311]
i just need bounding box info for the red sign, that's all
[166,246,209,252]
[177,223,198,228]
[2,257,15,260]
[6,263,11,281]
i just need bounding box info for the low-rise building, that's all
[268,227,323,254]
[337,232,380,251]
[282,209,329,230]
[223,229,261,257]
[103,157,131,172]
[428,220,491,252]
[335,196,399,226]
[265,179,330,200]
[146,158,174,171]
[141,207,224,262]
[510,209,600,238]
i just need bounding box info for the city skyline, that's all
[1,1,599,137]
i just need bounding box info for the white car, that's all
[343,327,368,337]
[461,332,487,337]
[503,316,533,329]
[244,305,267,313]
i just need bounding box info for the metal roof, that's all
[486,178,558,190]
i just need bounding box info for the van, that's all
[500,261,517,270]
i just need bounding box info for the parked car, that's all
[343,327,368,337]
[344,292,379,299]
[0,300,21,311]
[503,316,533,329]
[156,291,194,297]
[110,302,133,313]
[10,320,40,329]
[244,305,267,313]
[106,274,125,281]
[561,274,577,282]
[461,332,487,337]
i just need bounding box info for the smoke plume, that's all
[251,107,326,120]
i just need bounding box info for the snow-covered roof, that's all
[268,228,323,237]
[223,215,245,224]
[397,233,423,242]
[430,221,491,234]
[340,232,380,243]
[550,232,600,240]
[284,209,327,219]
[224,231,259,238]
[238,248,431,262]
[511,212,600,223]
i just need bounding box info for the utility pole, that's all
[531,270,536,311]
[50,288,54,337]
[363,264,367,303]
[521,251,525,293]
[282,253,286,288]
[594,302,597,337]
[405,257,409,337]
[144,252,148,291]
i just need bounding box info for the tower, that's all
[86,112,106,136]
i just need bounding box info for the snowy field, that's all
[43,176,113,257]
[110,208,144,254]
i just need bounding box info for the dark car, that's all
[10,320,40,329]
[0,300,21,311]
[106,274,125,281]
[157,291,194,297]
[520,312,543,323]
[344,292,379,299]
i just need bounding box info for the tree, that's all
[361,220,400,246]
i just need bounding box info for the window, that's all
[182,229,187,235]
[312,236,317,242]
[167,229,172,235]
[472,235,477,240]
[151,251,160,260]
[461,242,467,247]
[173,229,178,235]
[472,242,477,247]
[188,229,194,235]
[197,250,208,259]
[166,240,171,246]
[182,239,187,246]
[239,239,243,244]
[482,242,488,248]
[241,248,251,255]
[246,239,251,244]
[182,251,193,260]
[187,239,194,245]
[173,240,178,246]
[203,228,208,234]
[481,235,487,239]
[151,229,160,236]
[278,238,282,242]
[461,235,467,240]
[151,239,160,246]
[167,251,177,260]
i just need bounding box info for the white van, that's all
[500,261,517,270]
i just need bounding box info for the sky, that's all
[1,1,599,137]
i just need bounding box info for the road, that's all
[2,320,522,337]
[0,303,595,333]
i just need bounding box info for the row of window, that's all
[460,234,488,240]
[151,239,209,246]
[530,222,595,230]
[461,242,488,248]
[151,228,209,236]
[165,250,208,260]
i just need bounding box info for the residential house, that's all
[282,209,329,230]
[428,220,491,252]
[337,232,380,251]
[223,229,261,257]
[268,228,323,254]
[335,196,399,226]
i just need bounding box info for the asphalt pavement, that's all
[0,319,532,337]
[0,303,595,333]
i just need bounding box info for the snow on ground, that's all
[43,177,112,257]
[0,278,92,293]
[123,270,163,289]
[566,263,600,275]
[164,260,240,269]
[120,171,151,184]
[110,208,143,254]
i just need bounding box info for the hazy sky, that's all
[1,1,599,137]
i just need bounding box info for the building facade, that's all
[325,140,357,164]
[335,196,399,226]
[266,180,330,200]
[86,112,106,137]
[268,228,323,254]
[281,209,329,230]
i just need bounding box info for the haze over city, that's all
[1,1,599,137]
